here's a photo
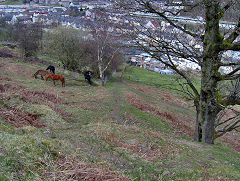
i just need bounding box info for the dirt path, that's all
[111,83,124,124]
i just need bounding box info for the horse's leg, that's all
[53,80,56,86]
[61,79,65,87]
[41,75,44,80]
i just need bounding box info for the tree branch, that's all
[216,119,240,137]
[136,0,200,38]
[221,74,240,81]
[226,67,240,76]
[224,16,240,44]
[221,80,240,105]
[221,1,232,17]
[220,62,240,67]
[102,48,120,73]
[220,67,240,81]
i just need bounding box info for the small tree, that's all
[42,27,86,71]
[0,18,14,41]
[89,30,123,85]
[13,23,43,58]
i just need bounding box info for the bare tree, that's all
[118,0,240,144]
[81,10,126,85]
[90,29,123,85]
[13,23,43,57]
[13,23,43,58]
[0,18,14,41]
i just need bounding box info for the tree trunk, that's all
[198,0,223,144]
[98,64,105,86]
[194,104,202,142]
[197,59,221,144]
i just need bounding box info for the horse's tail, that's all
[34,70,40,79]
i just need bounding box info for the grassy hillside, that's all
[0,48,240,180]
[0,1,23,5]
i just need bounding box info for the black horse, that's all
[46,65,55,74]
[84,71,92,85]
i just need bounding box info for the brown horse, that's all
[45,74,65,87]
[34,70,50,80]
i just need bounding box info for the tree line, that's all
[0,21,125,85]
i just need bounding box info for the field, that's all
[0,47,240,180]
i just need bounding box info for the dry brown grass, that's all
[103,133,179,162]
[0,107,45,128]
[0,82,71,127]
[124,90,193,137]
[126,83,188,107]
[42,153,129,181]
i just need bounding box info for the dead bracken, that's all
[125,91,193,137]
[0,107,45,128]
[42,154,129,181]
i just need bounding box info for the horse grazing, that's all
[34,70,50,80]
[46,65,55,74]
[45,74,65,87]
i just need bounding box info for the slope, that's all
[0,48,240,181]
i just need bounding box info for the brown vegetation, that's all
[0,107,45,128]
[125,90,193,137]
[102,133,179,162]
[43,153,129,181]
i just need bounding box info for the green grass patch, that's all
[22,104,69,129]
[123,66,201,96]
[121,104,173,133]
[0,118,15,133]
[37,55,60,65]
[0,1,23,5]
[56,104,102,125]
[0,128,69,180]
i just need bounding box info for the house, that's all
[148,20,160,29]
[85,1,109,9]
[52,7,65,13]
[145,20,160,30]
[37,0,59,5]
[160,69,173,75]
[9,15,32,24]
[49,0,59,4]
[59,0,71,7]
[69,1,81,7]
[16,16,33,24]
[2,14,13,24]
